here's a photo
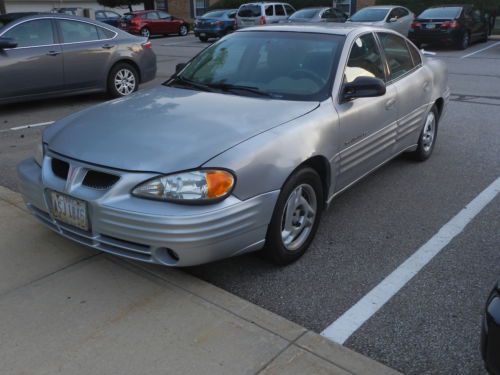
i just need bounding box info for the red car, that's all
[120,10,189,38]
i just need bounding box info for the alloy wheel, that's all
[421,111,436,153]
[141,28,150,38]
[281,184,317,251]
[114,68,136,96]
[179,25,188,36]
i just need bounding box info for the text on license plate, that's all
[51,192,88,231]
[426,23,436,29]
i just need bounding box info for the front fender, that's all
[203,101,340,201]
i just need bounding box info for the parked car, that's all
[95,10,122,27]
[408,5,489,50]
[236,2,295,28]
[51,7,83,16]
[482,280,500,375]
[120,10,189,38]
[17,25,449,267]
[284,7,347,23]
[194,9,237,42]
[346,5,414,36]
[0,14,156,104]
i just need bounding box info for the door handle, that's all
[102,44,114,49]
[385,98,396,110]
[46,50,60,56]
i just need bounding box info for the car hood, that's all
[45,86,319,173]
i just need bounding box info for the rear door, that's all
[335,32,398,190]
[273,5,287,23]
[158,11,176,34]
[0,18,64,100]
[377,32,432,151]
[57,19,115,91]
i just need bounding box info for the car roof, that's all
[239,23,392,36]
[428,4,469,8]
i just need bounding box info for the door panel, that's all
[0,19,64,99]
[335,32,398,191]
[57,20,112,90]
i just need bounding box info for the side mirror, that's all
[342,76,386,102]
[0,37,18,49]
[175,63,187,74]
[388,17,397,23]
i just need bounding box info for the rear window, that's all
[289,8,319,19]
[238,4,261,17]
[350,8,388,22]
[202,10,226,18]
[123,13,137,20]
[418,7,461,20]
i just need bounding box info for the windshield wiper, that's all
[168,76,215,92]
[206,82,273,98]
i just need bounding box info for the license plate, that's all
[426,23,436,29]
[50,191,88,231]
[200,33,206,37]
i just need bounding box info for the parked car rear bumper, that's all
[408,29,460,45]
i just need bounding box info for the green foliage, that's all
[208,0,332,11]
[375,0,500,15]
[96,0,143,11]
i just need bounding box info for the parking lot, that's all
[1,34,499,375]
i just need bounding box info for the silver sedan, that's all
[0,13,156,104]
[18,24,449,266]
[346,6,414,36]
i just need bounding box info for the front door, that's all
[0,19,64,100]
[335,32,398,191]
[57,19,112,90]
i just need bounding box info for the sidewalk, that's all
[0,186,401,375]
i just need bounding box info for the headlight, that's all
[132,169,235,203]
[34,142,45,166]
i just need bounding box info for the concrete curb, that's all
[0,186,401,375]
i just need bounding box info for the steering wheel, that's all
[289,69,325,87]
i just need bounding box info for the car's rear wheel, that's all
[264,167,323,265]
[411,106,439,161]
[458,31,469,50]
[140,27,151,38]
[179,25,188,36]
[199,35,208,42]
[108,63,139,98]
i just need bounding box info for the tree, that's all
[96,0,143,12]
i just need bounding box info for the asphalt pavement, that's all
[0,34,498,375]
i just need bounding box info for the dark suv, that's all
[408,4,489,49]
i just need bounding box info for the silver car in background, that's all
[347,5,414,36]
[0,13,156,104]
[284,7,348,24]
[236,2,295,28]
[18,25,449,267]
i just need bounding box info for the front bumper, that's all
[194,27,224,38]
[17,155,278,267]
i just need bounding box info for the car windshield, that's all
[289,8,320,19]
[167,31,344,101]
[238,5,261,17]
[349,8,388,22]
[418,7,461,20]
[202,10,226,18]
[123,13,136,20]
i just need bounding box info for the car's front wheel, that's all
[265,167,324,265]
[411,106,439,161]
[140,27,151,38]
[179,25,188,36]
[108,63,139,98]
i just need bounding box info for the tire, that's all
[140,27,150,38]
[107,63,139,99]
[199,36,208,42]
[410,106,439,161]
[264,167,324,265]
[481,26,489,42]
[457,32,469,50]
[179,24,188,36]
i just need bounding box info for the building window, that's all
[193,0,207,17]
[155,0,168,11]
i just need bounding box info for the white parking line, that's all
[461,41,500,59]
[321,176,500,344]
[0,121,54,133]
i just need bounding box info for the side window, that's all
[284,5,295,15]
[97,26,116,40]
[146,12,160,20]
[59,20,99,43]
[3,19,55,47]
[388,9,398,20]
[265,5,273,16]
[398,8,409,17]
[344,33,385,83]
[227,11,236,19]
[106,11,120,19]
[95,11,105,18]
[406,41,422,66]
[275,5,285,16]
[378,33,414,80]
[322,9,335,19]
[158,11,171,19]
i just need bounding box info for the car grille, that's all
[51,158,69,180]
[82,170,120,190]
